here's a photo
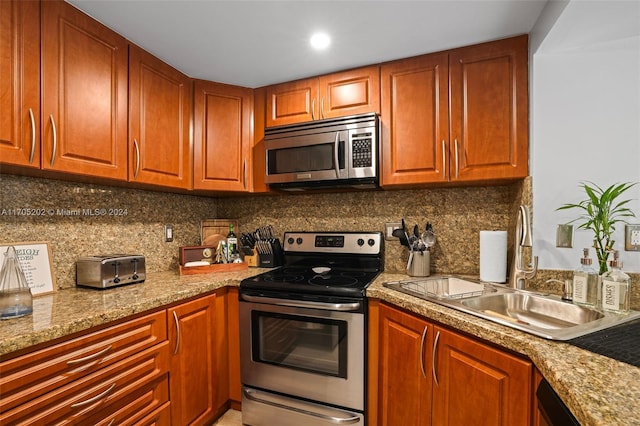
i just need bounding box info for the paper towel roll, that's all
[480,231,507,283]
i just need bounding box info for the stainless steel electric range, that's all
[239,231,383,426]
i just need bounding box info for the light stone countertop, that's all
[1,269,638,425]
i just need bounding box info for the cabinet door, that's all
[129,45,192,189]
[265,78,318,127]
[449,35,529,181]
[193,80,252,192]
[168,294,217,425]
[318,65,380,119]
[380,53,449,187]
[378,303,432,426]
[41,0,128,180]
[431,326,532,426]
[0,0,40,168]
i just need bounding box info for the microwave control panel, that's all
[351,131,373,168]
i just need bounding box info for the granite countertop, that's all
[1,269,638,425]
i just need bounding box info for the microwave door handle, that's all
[333,131,340,178]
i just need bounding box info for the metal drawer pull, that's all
[107,419,115,426]
[243,388,361,424]
[49,114,57,167]
[432,330,440,386]
[241,294,361,311]
[70,382,116,408]
[441,140,446,179]
[28,108,36,164]
[419,325,428,378]
[66,345,112,365]
[133,139,140,178]
[173,310,180,355]
[454,139,459,179]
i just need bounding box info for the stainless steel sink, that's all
[383,276,640,340]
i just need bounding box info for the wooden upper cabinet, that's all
[0,0,40,168]
[193,80,253,192]
[129,45,192,189]
[449,35,529,182]
[381,53,450,187]
[41,0,129,180]
[431,326,532,426]
[318,65,380,119]
[381,35,528,188]
[265,65,380,127]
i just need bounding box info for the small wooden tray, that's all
[179,262,248,276]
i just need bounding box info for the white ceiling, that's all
[67,0,549,88]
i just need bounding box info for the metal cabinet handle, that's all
[311,99,316,121]
[66,345,112,365]
[133,139,140,179]
[441,140,446,180]
[243,159,247,189]
[28,108,36,164]
[432,330,440,386]
[49,114,57,167]
[107,419,115,426]
[70,382,116,408]
[419,325,428,379]
[333,131,340,178]
[320,97,325,120]
[173,310,180,355]
[454,139,459,180]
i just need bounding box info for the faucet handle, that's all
[524,255,538,279]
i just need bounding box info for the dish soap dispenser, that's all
[573,248,598,306]
[600,250,630,313]
[0,246,33,319]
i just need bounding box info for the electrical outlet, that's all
[625,224,640,251]
[385,222,402,241]
[165,224,174,242]
[556,224,573,248]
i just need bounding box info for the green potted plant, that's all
[557,182,637,274]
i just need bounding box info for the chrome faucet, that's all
[509,205,538,289]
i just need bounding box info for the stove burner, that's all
[309,274,359,287]
[263,273,305,283]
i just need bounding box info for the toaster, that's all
[76,254,146,289]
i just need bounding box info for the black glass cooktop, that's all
[568,319,640,368]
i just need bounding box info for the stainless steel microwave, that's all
[264,113,379,191]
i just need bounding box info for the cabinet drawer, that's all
[92,375,170,426]
[0,310,167,413]
[0,341,169,425]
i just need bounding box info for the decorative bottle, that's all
[227,224,239,262]
[0,246,33,319]
[600,250,630,313]
[572,248,598,306]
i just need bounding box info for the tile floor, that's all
[212,409,242,426]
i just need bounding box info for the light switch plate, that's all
[625,224,640,251]
[556,224,573,248]
[385,222,402,241]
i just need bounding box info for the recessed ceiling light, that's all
[310,32,331,50]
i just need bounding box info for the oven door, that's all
[265,130,348,184]
[239,295,365,411]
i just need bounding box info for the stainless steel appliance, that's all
[264,113,379,191]
[240,231,383,426]
[76,254,145,289]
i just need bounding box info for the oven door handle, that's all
[241,294,362,312]
[333,131,341,178]
[243,388,362,424]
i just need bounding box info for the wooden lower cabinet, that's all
[431,326,532,426]
[372,302,533,426]
[168,293,221,425]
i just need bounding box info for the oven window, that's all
[267,141,345,174]
[251,311,348,378]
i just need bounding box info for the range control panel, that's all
[283,232,382,255]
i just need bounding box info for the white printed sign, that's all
[0,242,56,296]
